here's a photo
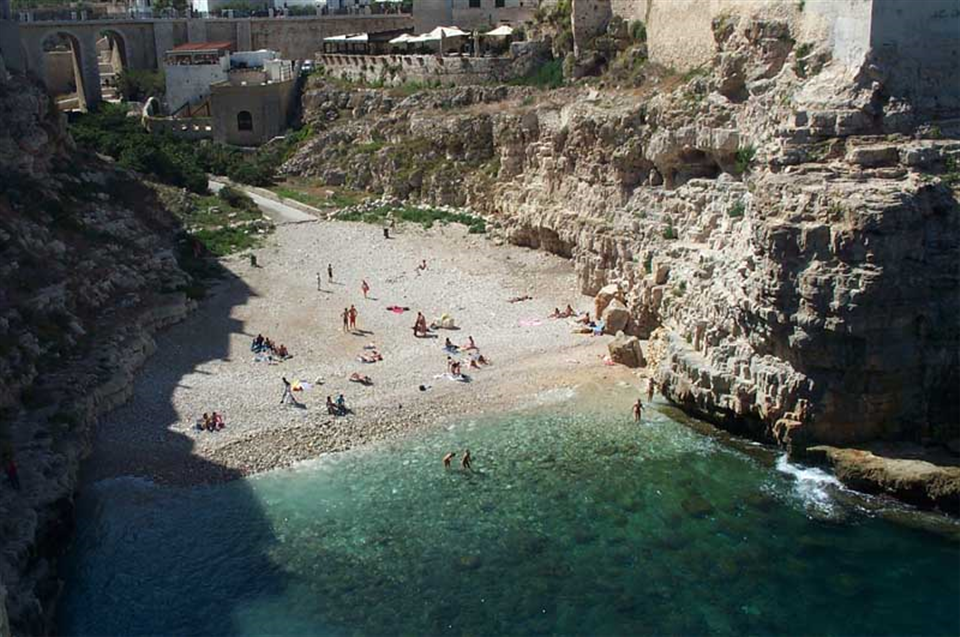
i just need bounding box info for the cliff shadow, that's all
[52,227,291,636]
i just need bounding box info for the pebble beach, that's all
[88,219,637,485]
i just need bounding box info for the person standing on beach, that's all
[442,452,456,468]
[633,398,643,422]
[647,379,655,403]
[316,272,323,292]
[328,263,334,282]
[349,305,358,331]
[461,449,472,471]
[342,308,350,332]
[280,376,294,405]
[361,280,370,299]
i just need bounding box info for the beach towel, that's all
[387,306,410,314]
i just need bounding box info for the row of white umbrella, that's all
[388,24,513,45]
[322,24,514,47]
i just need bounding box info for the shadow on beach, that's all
[56,259,289,637]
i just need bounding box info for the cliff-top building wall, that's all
[572,0,959,109]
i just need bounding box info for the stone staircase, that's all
[98,50,120,103]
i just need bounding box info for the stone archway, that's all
[97,29,129,102]
[41,30,88,111]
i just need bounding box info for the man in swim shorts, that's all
[443,452,456,468]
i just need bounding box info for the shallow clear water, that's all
[59,394,960,637]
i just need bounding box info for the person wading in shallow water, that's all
[633,398,643,422]
[461,449,473,471]
[442,452,456,468]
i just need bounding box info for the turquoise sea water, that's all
[59,393,960,637]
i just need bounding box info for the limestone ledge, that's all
[804,445,960,515]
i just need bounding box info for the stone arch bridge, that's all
[17,14,411,108]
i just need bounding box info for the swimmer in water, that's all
[633,398,643,422]
[443,452,456,468]
[461,449,473,470]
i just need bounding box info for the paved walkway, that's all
[208,179,317,225]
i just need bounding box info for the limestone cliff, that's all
[286,14,959,454]
[0,74,194,634]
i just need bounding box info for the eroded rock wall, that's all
[0,74,195,635]
[285,13,959,452]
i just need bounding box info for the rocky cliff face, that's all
[287,15,959,452]
[0,74,194,634]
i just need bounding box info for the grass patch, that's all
[338,205,486,233]
[192,226,262,257]
[272,182,366,209]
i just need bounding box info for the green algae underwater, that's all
[58,387,960,637]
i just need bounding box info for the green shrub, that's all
[510,58,564,89]
[217,185,256,211]
[628,20,647,44]
[643,253,653,274]
[116,69,165,102]
[734,145,756,175]
[728,200,745,218]
[793,42,814,78]
[662,224,677,240]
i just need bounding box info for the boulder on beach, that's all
[602,299,630,334]
[608,331,646,368]
[594,283,622,318]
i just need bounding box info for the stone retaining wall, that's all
[316,53,516,86]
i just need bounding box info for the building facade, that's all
[163,41,232,113]
[413,0,534,32]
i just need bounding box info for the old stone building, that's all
[210,57,297,145]
[414,0,535,32]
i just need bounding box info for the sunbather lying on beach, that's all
[507,295,533,303]
[358,351,383,363]
[463,336,478,351]
[349,373,372,385]
[444,337,459,352]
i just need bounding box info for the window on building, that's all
[237,111,253,131]
[469,0,480,7]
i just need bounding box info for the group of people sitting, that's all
[197,412,226,432]
[251,334,290,359]
[326,394,349,416]
[549,305,578,319]
[444,335,491,377]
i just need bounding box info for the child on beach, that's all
[349,305,358,331]
[361,280,370,299]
